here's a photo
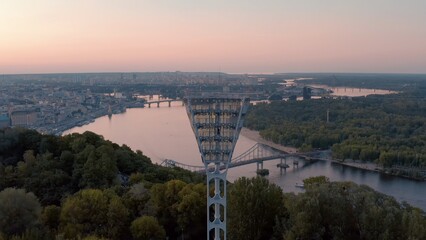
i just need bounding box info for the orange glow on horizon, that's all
[1,1,425,74]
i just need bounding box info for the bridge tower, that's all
[184,95,249,240]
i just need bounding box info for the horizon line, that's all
[1,71,426,76]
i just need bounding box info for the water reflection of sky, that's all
[65,106,425,211]
[308,84,398,97]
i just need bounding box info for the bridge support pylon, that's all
[293,159,299,167]
[280,158,285,174]
[256,161,264,171]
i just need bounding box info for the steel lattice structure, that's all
[184,95,249,240]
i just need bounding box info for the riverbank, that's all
[330,159,380,172]
[332,160,425,181]
[50,103,141,136]
[241,128,425,181]
[62,106,426,210]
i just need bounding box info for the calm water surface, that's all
[309,84,398,97]
[64,104,425,210]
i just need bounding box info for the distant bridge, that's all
[145,99,184,108]
[160,143,328,173]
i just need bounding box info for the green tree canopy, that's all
[149,179,186,237]
[303,175,330,189]
[284,181,426,240]
[41,205,61,231]
[148,180,207,239]
[60,189,128,239]
[245,96,426,169]
[130,216,166,240]
[228,177,286,240]
[0,188,41,236]
[176,183,206,239]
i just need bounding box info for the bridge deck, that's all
[161,144,328,173]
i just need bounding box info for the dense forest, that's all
[0,128,425,239]
[245,93,426,172]
[290,73,426,92]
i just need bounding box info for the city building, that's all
[0,114,10,128]
[10,110,38,126]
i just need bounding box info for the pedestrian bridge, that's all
[160,143,327,173]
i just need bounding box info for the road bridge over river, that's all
[145,99,183,108]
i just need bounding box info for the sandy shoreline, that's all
[240,128,298,153]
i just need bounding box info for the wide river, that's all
[64,102,425,211]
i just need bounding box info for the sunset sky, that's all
[1,0,426,74]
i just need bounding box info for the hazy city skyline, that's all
[1,0,426,74]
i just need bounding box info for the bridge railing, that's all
[232,143,282,164]
[160,159,205,172]
[161,143,292,172]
